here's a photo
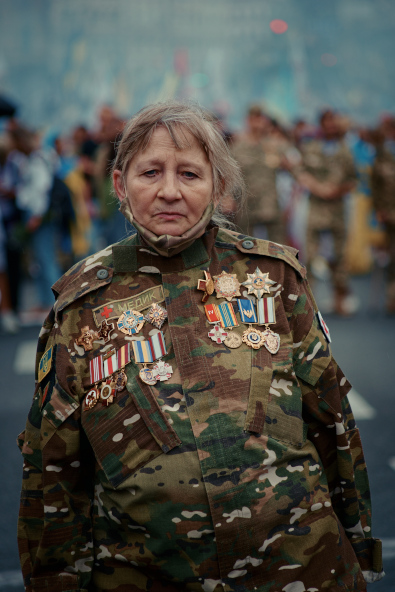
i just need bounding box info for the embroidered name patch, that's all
[92,285,165,327]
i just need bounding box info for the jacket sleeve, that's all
[17,309,93,592]
[290,278,384,583]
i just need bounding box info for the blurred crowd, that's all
[0,102,394,334]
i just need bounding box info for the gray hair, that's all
[112,100,245,227]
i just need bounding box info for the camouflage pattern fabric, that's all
[232,137,291,242]
[371,145,395,309]
[18,227,383,591]
[300,139,357,292]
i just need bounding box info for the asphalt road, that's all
[0,274,394,591]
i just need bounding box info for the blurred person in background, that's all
[0,132,23,332]
[93,105,133,249]
[298,109,357,316]
[8,125,61,315]
[232,104,299,244]
[371,115,395,313]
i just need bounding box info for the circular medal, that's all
[208,324,228,344]
[139,366,157,385]
[152,359,173,382]
[224,332,242,349]
[262,328,280,354]
[100,382,115,406]
[85,387,99,409]
[117,310,145,336]
[242,327,265,350]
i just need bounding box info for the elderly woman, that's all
[18,102,382,592]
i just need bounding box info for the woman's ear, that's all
[113,170,126,202]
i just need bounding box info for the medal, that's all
[97,319,114,342]
[100,380,116,406]
[237,299,258,324]
[145,303,168,329]
[76,326,99,351]
[216,301,238,329]
[242,327,266,349]
[261,328,280,354]
[224,332,242,349]
[197,270,214,302]
[242,268,276,299]
[139,365,157,385]
[257,297,276,325]
[85,387,99,409]
[213,271,241,301]
[117,310,145,336]
[208,324,228,344]
[114,369,128,391]
[152,359,173,382]
[148,331,167,359]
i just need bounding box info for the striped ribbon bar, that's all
[204,303,220,323]
[103,352,118,379]
[217,302,238,328]
[149,331,167,360]
[89,355,104,384]
[237,299,257,324]
[132,340,154,364]
[257,297,276,325]
[117,343,130,368]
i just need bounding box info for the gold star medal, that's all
[242,267,276,299]
[213,271,241,301]
[197,271,214,303]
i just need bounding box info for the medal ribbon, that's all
[132,341,154,364]
[204,303,220,323]
[117,343,130,368]
[103,352,118,379]
[237,299,257,324]
[149,331,167,359]
[257,297,276,325]
[89,355,104,384]
[217,302,238,328]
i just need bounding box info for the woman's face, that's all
[114,126,214,236]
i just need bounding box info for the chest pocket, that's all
[244,340,306,448]
[81,363,181,488]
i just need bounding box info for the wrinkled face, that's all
[113,126,214,236]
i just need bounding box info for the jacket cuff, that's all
[350,537,384,576]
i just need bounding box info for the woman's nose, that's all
[157,172,182,199]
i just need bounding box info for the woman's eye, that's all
[144,170,157,177]
[182,171,197,179]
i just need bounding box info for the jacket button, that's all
[242,240,254,249]
[96,269,109,280]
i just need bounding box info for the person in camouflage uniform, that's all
[371,118,395,313]
[18,102,383,592]
[232,106,296,244]
[299,110,357,315]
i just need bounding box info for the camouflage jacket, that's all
[300,139,357,217]
[18,227,383,592]
[232,137,292,228]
